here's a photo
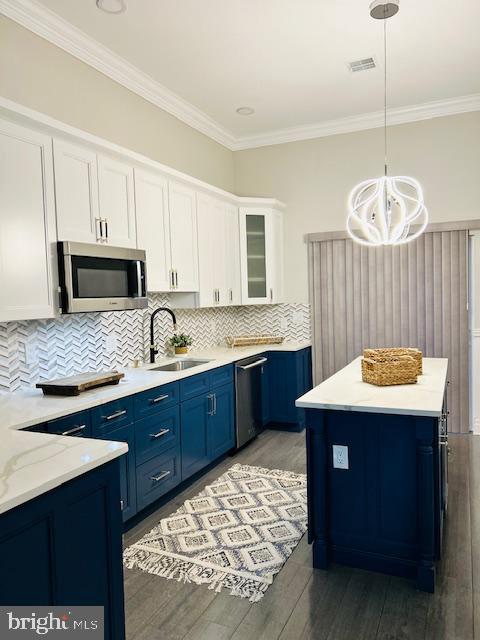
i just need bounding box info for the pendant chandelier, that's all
[346,0,428,247]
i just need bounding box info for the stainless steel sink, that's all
[150,359,211,372]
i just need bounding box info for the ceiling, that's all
[4,0,480,148]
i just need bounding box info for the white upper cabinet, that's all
[0,121,57,321]
[224,204,241,305]
[54,142,136,248]
[97,155,136,248]
[168,181,199,292]
[134,169,172,292]
[239,207,284,305]
[53,140,100,243]
[177,195,240,308]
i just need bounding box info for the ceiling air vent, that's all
[348,57,376,72]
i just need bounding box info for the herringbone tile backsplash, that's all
[0,296,310,392]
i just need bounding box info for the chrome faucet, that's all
[150,307,177,363]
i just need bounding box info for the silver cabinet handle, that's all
[149,394,169,405]
[95,218,103,242]
[229,289,233,303]
[174,270,179,289]
[103,409,127,421]
[120,499,124,510]
[104,218,109,240]
[149,428,170,440]
[170,269,174,289]
[207,393,215,416]
[270,288,273,302]
[151,470,171,483]
[61,424,86,436]
[213,393,217,415]
[237,357,268,371]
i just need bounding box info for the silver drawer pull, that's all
[120,499,124,510]
[104,409,127,421]
[149,428,170,440]
[149,394,169,405]
[151,470,171,483]
[61,424,86,436]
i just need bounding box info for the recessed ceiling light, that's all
[96,0,126,14]
[236,107,255,116]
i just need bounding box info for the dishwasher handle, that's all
[236,357,268,371]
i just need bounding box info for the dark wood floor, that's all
[123,429,478,640]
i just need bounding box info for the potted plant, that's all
[168,333,193,355]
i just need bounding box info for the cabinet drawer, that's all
[180,372,210,401]
[136,447,181,511]
[134,382,179,420]
[91,396,134,437]
[210,365,233,389]
[47,411,92,438]
[135,406,180,466]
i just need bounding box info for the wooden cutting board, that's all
[36,371,125,396]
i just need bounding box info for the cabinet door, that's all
[135,169,172,291]
[239,208,270,305]
[208,383,234,460]
[196,192,216,307]
[53,139,100,243]
[180,394,210,480]
[108,424,137,522]
[268,352,299,423]
[267,209,284,303]
[225,204,241,305]
[168,181,199,291]
[0,121,57,322]
[98,155,136,248]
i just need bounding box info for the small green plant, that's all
[168,333,193,348]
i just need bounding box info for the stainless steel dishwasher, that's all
[234,355,267,449]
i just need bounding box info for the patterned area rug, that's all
[123,463,307,602]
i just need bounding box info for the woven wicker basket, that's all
[361,355,418,386]
[225,335,285,348]
[363,347,423,375]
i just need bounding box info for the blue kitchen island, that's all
[296,356,449,593]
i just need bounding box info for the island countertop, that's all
[296,356,448,417]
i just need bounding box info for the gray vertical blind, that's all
[308,231,469,433]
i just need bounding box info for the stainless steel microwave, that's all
[58,241,148,313]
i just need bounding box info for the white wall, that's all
[0,16,235,192]
[234,112,480,302]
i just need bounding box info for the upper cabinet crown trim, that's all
[0,96,285,210]
[1,1,479,150]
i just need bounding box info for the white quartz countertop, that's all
[296,356,448,417]
[0,341,310,515]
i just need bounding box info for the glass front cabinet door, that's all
[239,207,284,305]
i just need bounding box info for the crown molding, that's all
[1,0,479,152]
[0,0,236,149]
[231,93,480,150]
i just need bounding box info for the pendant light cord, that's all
[384,14,388,177]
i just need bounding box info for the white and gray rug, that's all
[123,463,308,602]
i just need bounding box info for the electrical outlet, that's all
[23,340,38,365]
[332,445,349,470]
[293,310,304,326]
[105,335,117,354]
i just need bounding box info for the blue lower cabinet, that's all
[180,394,210,480]
[107,424,136,522]
[268,348,312,429]
[47,410,92,437]
[135,405,180,466]
[208,383,234,460]
[136,447,181,511]
[0,460,126,639]
[91,396,134,437]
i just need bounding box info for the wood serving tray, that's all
[36,371,124,396]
